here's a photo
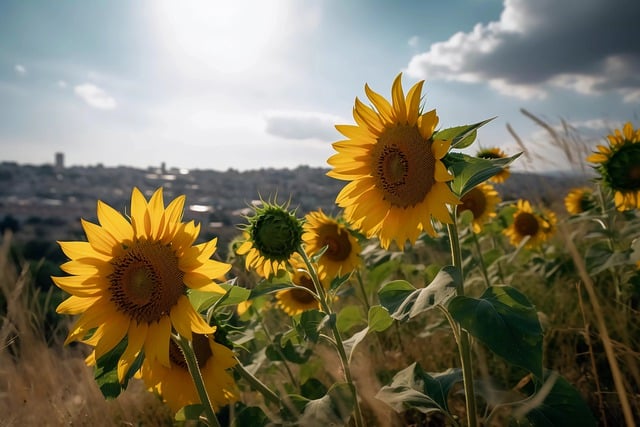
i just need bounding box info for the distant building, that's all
[55,152,64,170]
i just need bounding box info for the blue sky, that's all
[1,0,639,172]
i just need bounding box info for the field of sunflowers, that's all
[1,74,639,426]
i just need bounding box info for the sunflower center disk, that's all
[321,225,352,262]
[291,275,317,304]
[608,145,640,190]
[108,241,185,323]
[514,212,539,237]
[169,333,212,370]
[373,125,435,209]
[460,188,487,219]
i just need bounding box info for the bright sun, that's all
[152,1,289,74]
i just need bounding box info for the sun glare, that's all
[153,1,288,74]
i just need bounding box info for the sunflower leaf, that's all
[445,152,522,197]
[249,279,297,299]
[299,383,354,426]
[448,285,543,380]
[375,363,462,415]
[175,404,205,422]
[296,309,328,343]
[510,371,597,426]
[434,117,495,149]
[378,267,460,321]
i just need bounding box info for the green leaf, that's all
[300,378,328,400]
[375,362,462,414]
[585,242,630,275]
[299,383,355,426]
[296,309,328,344]
[249,279,296,299]
[378,266,460,321]
[265,333,312,364]
[445,152,521,197]
[341,305,394,363]
[368,305,394,332]
[449,285,543,379]
[189,283,251,313]
[510,371,597,427]
[378,280,416,315]
[232,404,271,427]
[336,305,366,334]
[433,117,495,149]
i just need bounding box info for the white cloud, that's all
[57,80,67,88]
[406,0,640,101]
[14,64,26,75]
[263,110,343,141]
[74,83,117,110]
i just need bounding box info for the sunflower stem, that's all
[233,359,283,407]
[447,216,479,427]
[298,246,365,427]
[174,334,220,427]
[258,316,299,389]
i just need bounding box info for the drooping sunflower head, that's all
[327,73,459,249]
[302,210,361,281]
[141,333,238,413]
[564,187,596,215]
[236,199,304,278]
[458,183,501,233]
[587,122,640,211]
[275,256,322,316]
[476,147,511,183]
[53,187,230,381]
[503,199,556,249]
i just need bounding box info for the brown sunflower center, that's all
[319,224,352,262]
[169,334,213,371]
[459,187,487,219]
[108,240,185,323]
[372,125,435,208]
[514,212,539,237]
[290,274,317,304]
[607,144,640,190]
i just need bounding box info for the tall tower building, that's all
[55,152,64,170]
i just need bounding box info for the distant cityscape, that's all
[0,152,344,258]
[0,152,589,259]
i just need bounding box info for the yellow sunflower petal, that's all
[97,200,134,243]
[131,187,151,239]
[94,313,130,359]
[365,83,395,124]
[391,73,407,123]
[56,295,101,315]
[117,321,148,382]
[81,219,117,256]
[53,275,105,297]
[58,241,110,262]
[405,80,424,125]
[145,316,172,367]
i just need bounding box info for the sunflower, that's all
[587,122,640,211]
[302,210,361,281]
[458,183,501,233]
[275,256,323,316]
[236,200,304,278]
[327,73,459,249]
[53,188,230,381]
[476,147,511,183]
[503,199,556,249]
[564,187,595,215]
[141,333,238,413]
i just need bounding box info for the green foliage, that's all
[510,372,597,427]
[298,383,355,425]
[94,337,143,399]
[378,266,460,321]
[433,117,495,149]
[445,152,521,197]
[375,362,462,415]
[449,286,544,380]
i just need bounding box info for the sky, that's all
[1,0,639,173]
